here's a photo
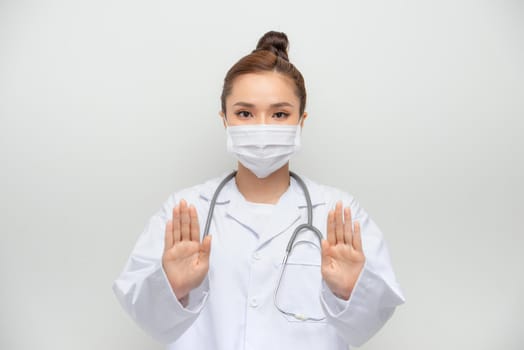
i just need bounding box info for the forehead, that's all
[228,72,298,106]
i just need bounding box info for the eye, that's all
[273,112,290,119]
[235,110,252,119]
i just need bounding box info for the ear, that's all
[219,111,226,128]
[300,112,308,128]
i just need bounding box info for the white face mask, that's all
[225,122,302,178]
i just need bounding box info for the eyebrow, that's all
[232,101,294,108]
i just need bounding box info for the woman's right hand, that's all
[162,199,212,302]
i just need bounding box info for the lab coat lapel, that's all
[224,199,264,237]
[202,173,325,245]
[259,175,327,247]
[258,190,302,247]
[223,181,303,243]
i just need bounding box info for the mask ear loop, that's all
[296,116,304,137]
[222,113,230,128]
[297,115,305,129]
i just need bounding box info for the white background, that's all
[1,0,523,349]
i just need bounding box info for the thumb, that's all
[200,235,212,260]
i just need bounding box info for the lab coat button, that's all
[249,298,258,308]
[252,252,261,260]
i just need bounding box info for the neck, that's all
[235,163,290,204]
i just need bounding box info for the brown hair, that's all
[220,31,307,116]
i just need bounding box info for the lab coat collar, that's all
[198,171,325,208]
[198,171,326,246]
[225,188,301,245]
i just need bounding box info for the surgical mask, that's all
[225,122,302,178]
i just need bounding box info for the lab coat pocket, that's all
[274,236,326,323]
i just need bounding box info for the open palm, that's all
[162,199,211,302]
[321,201,365,300]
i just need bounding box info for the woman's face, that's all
[220,71,307,127]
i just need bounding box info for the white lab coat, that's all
[113,172,405,349]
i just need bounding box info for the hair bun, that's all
[254,31,289,61]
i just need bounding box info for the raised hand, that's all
[162,199,212,302]
[321,201,366,300]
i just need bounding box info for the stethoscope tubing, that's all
[202,170,326,321]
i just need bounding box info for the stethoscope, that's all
[202,170,326,322]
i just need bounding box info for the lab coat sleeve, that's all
[112,194,210,344]
[319,195,405,347]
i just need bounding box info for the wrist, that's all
[333,288,351,301]
[162,263,190,301]
[172,284,190,302]
[177,293,189,307]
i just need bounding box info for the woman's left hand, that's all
[321,200,366,300]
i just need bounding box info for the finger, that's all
[172,205,181,243]
[327,210,336,245]
[180,199,190,241]
[164,220,173,251]
[335,201,344,244]
[344,207,353,246]
[353,221,363,252]
[189,205,200,242]
[200,235,212,260]
[321,239,331,261]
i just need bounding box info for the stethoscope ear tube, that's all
[202,170,237,238]
[285,224,323,253]
[289,172,312,224]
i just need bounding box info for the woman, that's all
[113,31,405,349]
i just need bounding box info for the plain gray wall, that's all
[1,0,523,349]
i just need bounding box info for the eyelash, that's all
[234,111,290,119]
